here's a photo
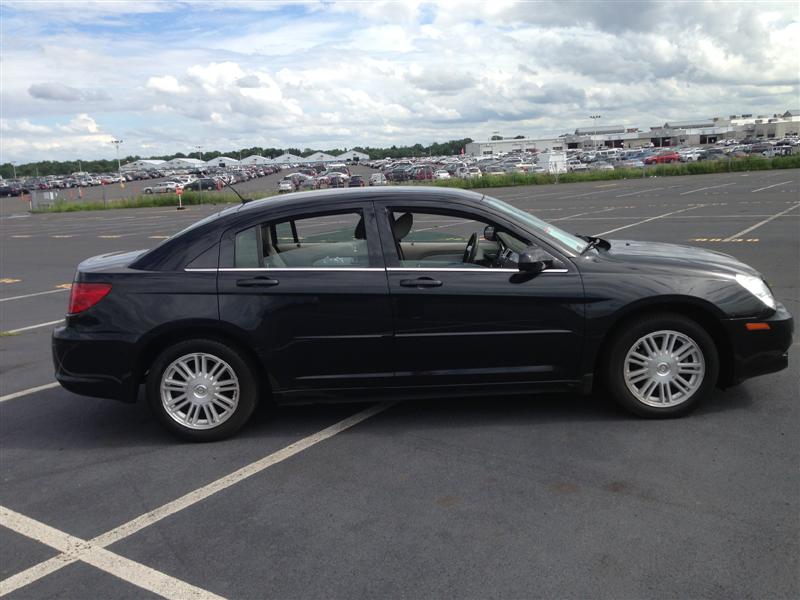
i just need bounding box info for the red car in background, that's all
[644,151,681,164]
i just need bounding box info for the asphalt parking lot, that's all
[1,169,798,598]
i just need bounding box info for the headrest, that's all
[392,212,413,240]
[354,216,366,240]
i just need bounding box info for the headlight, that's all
[735,274,776,310]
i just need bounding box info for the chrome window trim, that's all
[387,267,570,274]
[185,267,570,274]
[185,267,384,272]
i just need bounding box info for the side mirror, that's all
[483,225,496,241]
[518,246,554,273]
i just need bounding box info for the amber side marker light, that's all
[745,322,771,331]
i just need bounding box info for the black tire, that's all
[146,338,259,441]
[603,313,719,418]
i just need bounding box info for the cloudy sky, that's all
[1,0,798,163]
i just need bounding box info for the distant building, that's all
[272,153,303,164]
[162,157,206,169]
[465,137,565,156]
[120,159,165,171]
[336,150,370,162]
[302,151,337,163]
[240,155,272,165]
[205,156,239,168]
[468,108,799,154]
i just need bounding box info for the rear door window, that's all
[233,210,369,268]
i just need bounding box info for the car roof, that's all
[237,185,486,214]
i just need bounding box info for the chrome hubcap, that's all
[624,330,705,408]
[160,353,239,430]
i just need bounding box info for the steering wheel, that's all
[463,232,479,264]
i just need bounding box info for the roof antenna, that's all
[223,178,249,204]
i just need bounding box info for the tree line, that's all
[0,138,474,179]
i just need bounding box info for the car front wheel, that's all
[146,339,258,441]
[604,313,719,417]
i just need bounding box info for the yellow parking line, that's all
[98,235,121,239]
[0,278,22,284]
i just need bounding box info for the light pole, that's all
[590,115,602,149]
[111,139,123,180]
[11,161,17,180]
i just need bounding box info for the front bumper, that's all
[722,303,794,384]
[52,325,139,402]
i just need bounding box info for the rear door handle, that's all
[236,276,279,288]
[399,277,443,288]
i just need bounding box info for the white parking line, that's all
[751,180,793,193]
[722,202,800,242]
[551,207,618,221]
[0,382,60,403]
[0,402,394,595]
[0,288,68,303]
[594,205,703,236]
[3,319,64,335]
[679,182,735,196]
[0,506,223,599]
[615,186,664,198]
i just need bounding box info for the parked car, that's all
[277,180,295,193]
[185,178,218,191]
[588,161,614,171]
[143,182,179,194]
[699,148,729,161]
[434,170,451,180]
[644,151,681,165]
[369,173,387,186]
[53,187,792,441]
[348,175,366,187]
[683,152,702,162]
[0,183,24,197]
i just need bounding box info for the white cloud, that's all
[146,75,188,94]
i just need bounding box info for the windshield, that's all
[482,195,589,254]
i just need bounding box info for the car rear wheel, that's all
[604,313,719,417]
[146,339,258,441]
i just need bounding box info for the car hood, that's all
[602,239,760,277]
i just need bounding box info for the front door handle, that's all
[399,277,443,288]
[236,276,279,288]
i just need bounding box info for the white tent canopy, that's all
[303,152,337,163]
[273,153,303,164]
[120,159,165,171]
[240,154,271,165]
[206,156,240,167]
[162,157,206,169]
[335,150,370,161]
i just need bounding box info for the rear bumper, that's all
[722,303,794,384]
[52,326,139,402]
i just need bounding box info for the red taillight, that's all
[68,283,112,314]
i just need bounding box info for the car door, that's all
[216,202,393,398]
[374,198,585,389]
